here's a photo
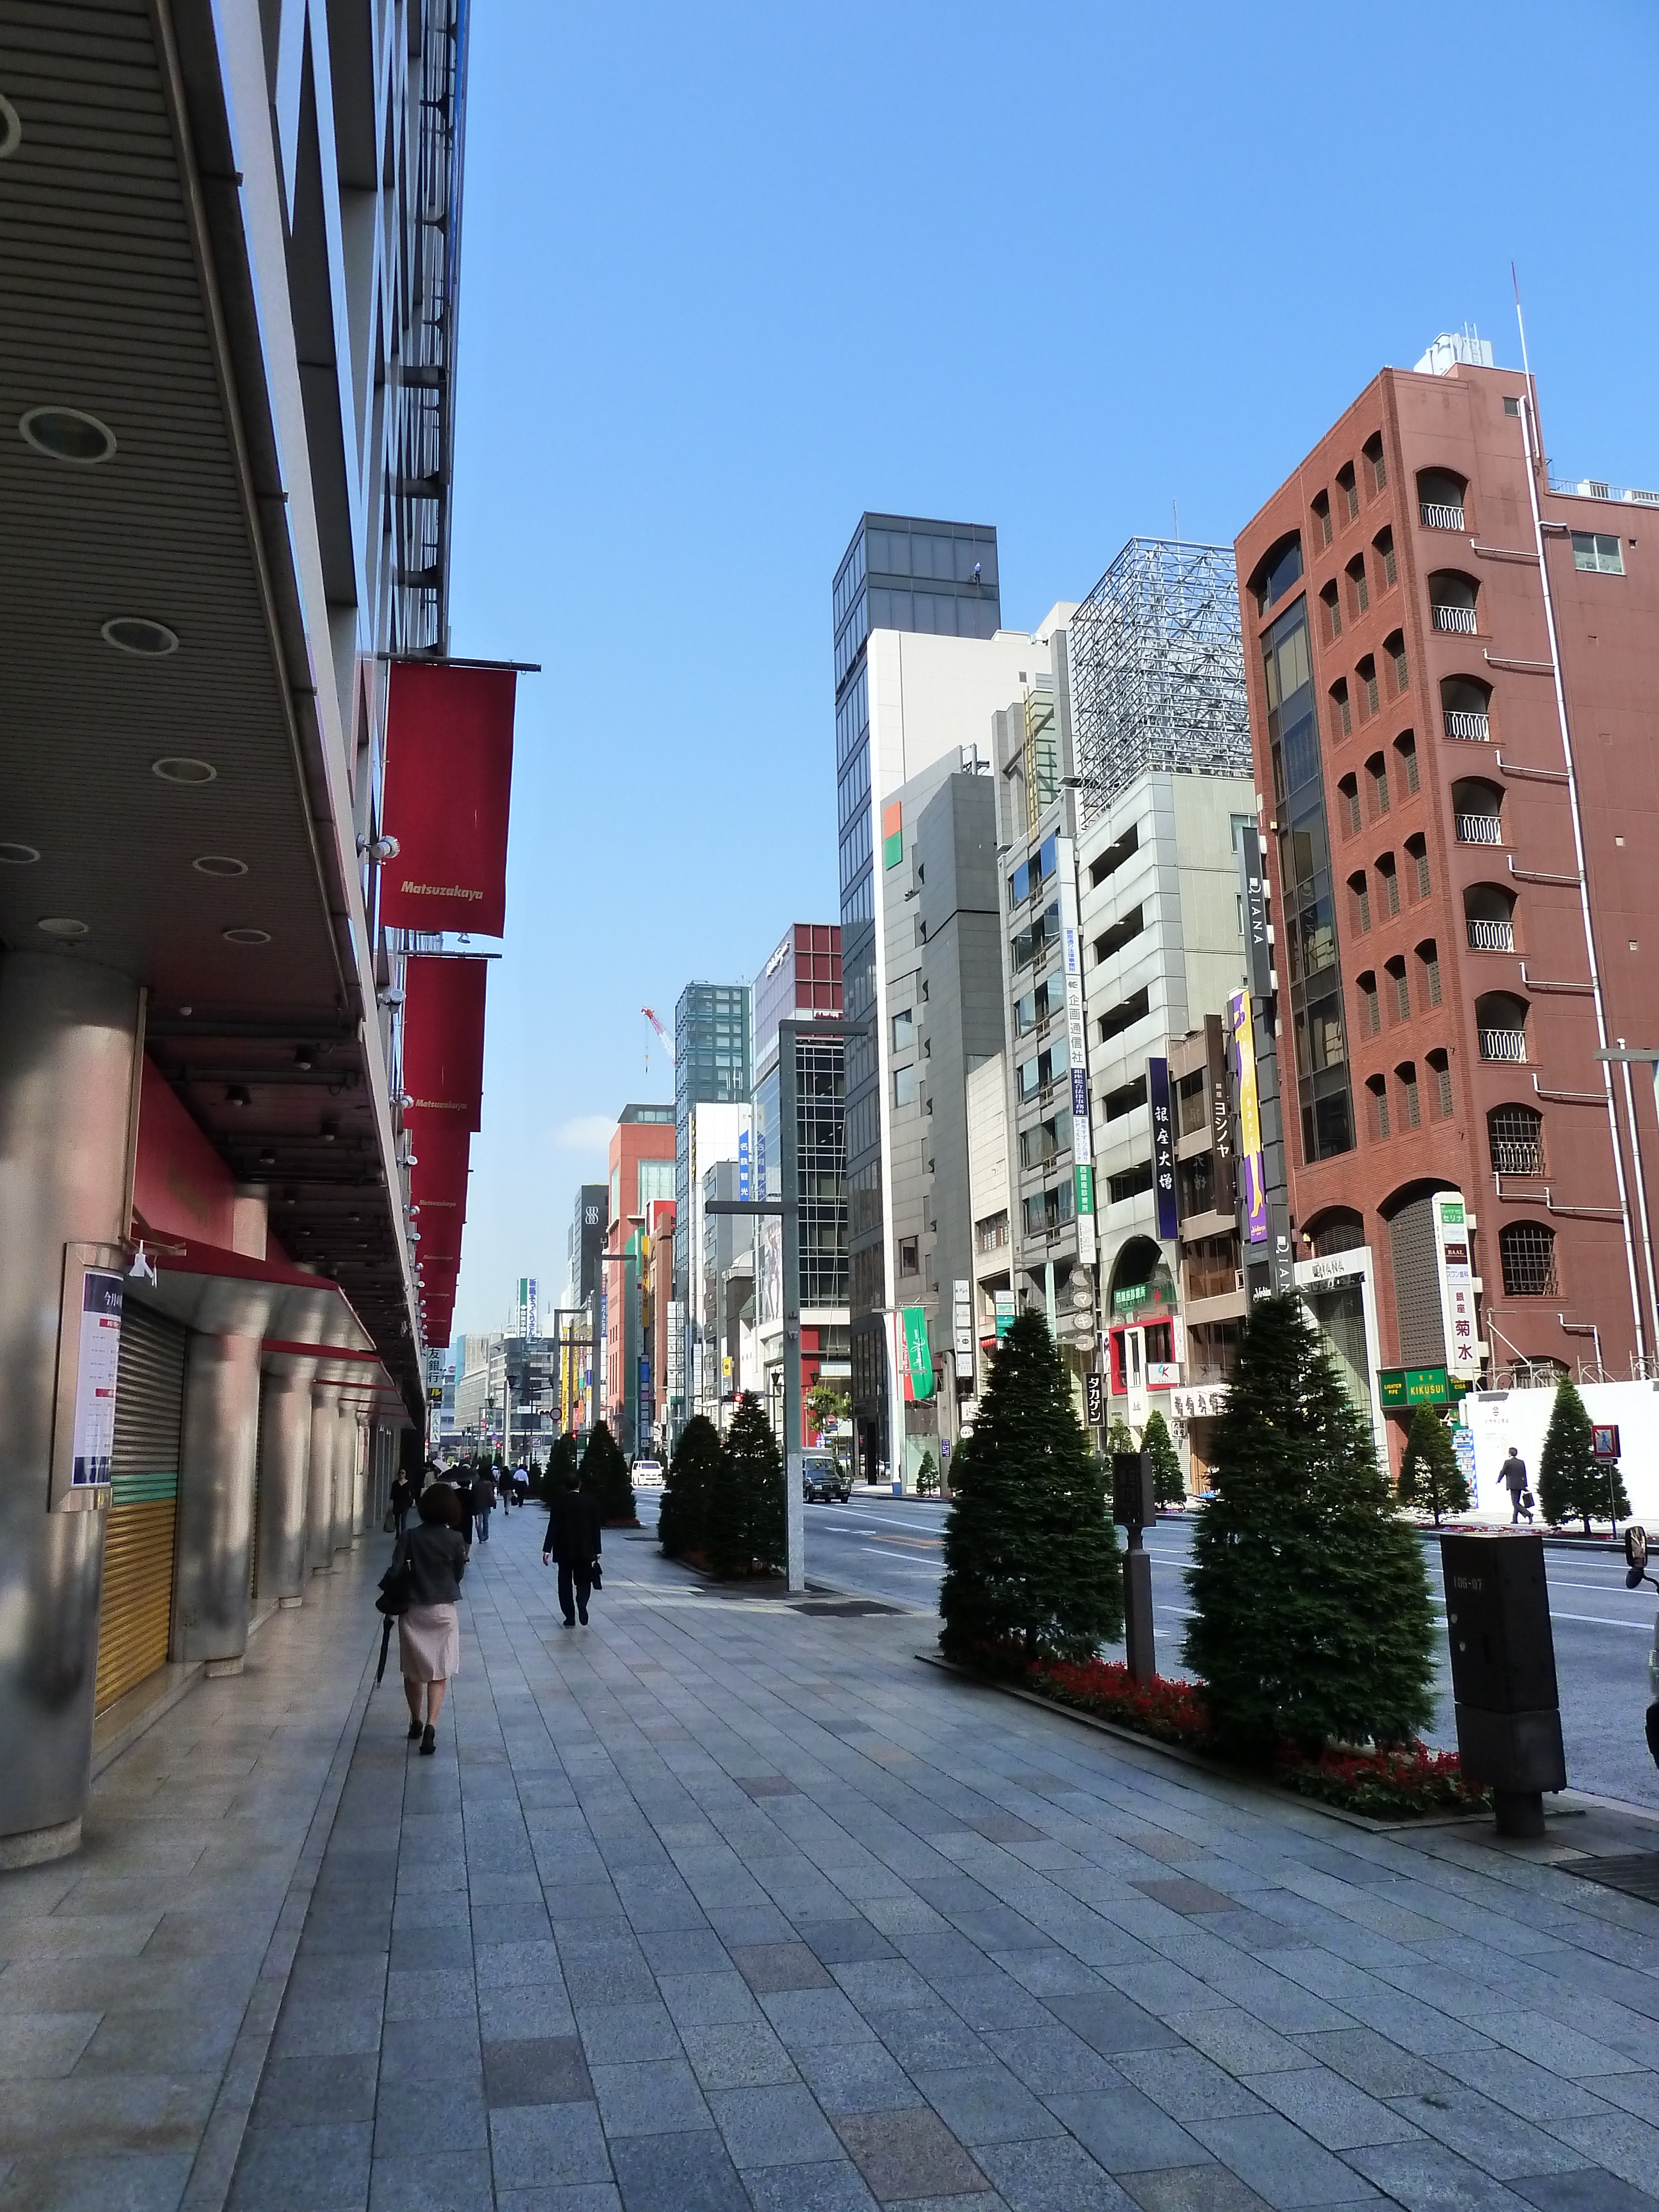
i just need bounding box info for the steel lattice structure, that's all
[1068,539,1249,813]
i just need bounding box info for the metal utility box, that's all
[1439,1532,1566,1818]
[1112,1452,1155,1534]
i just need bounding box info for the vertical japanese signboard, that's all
[902,1307,935,1401]
[1204,1011,1236,1215]
[1228,990,1267,1245]
[1056,837,1096,1265]
[951,1278,974,1390]
[1147,1057,1178,1240]
[1237,821,1272,999]
[1432,1192,1481,1381]
[72,1270,123,1486]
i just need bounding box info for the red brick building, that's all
[1236,349,1659,1388]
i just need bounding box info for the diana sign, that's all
[1056,838,1097,1267]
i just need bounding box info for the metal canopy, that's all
[0,1,421,1408]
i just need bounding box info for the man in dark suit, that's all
[542,1469,602,1626]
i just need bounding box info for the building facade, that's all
[606,1106,676,1453]
[672,980,752,1342]
[1235,342,1659,1408]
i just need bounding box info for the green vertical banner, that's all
[902,1307,935,1401]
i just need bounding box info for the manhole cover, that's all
[795,1599,904,1618]
[1563,1854,1659,1907]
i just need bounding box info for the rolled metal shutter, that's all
[97,1306,186,1712]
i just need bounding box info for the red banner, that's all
[410,1118,471,1263]
[403,957,487,1132]
[381,662,517,936]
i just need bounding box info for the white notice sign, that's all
[72,1270,123,1485]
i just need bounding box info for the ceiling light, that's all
[20,405,116,465]
[193,854,247,877]
[258,1149,278,1167]
[153,757,216,784]
[294,1045,315,1070]
[102,616,178,657]
[223,927,270,946]
[320,1119,339,1143]
[0,842,40,864]
[37,916,88,938]
[226,1084,251,1108]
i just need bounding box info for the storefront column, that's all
[172,1297,270,1672]
[0,951,142,1866]
[307,1383,341,1573]
[255,1356,316,1605]
[332,1399,357,1555]
[351,1417,369,1539]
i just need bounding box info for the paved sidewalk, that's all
[6,1507,1659,2210]
[0,1551,379,2212]
[224,1506,1659,2212]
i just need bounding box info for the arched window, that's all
[1396,1062,1421,1130]
[1348,870,1371,933]
[1358,654,1379,717]
[1376,852,1400,917]
[1347,554,1370,618]
[1499,1222,1557,1297]
[1417,468,1468,529]
[1405,834,1430,899]
[1311,489,1333,548]
[1489,1104,1544,1177]
[1384,954,1409,1020]
[1337,462,1359,523]
[1393,730,1419,795]
[1385,629,1408,693]
[1329,678,1352,740]
[1307,1209,1365,1255]
[1442,674,1493,742]
[1428,571,1479,634]
[1452,778,1503,846]
[1321,580,1342,642]
[1338,774,1360,835]
[1367,1075,1390,1140]
[1464,881,1516,951]
[1476,992,1529,1063]
[1427,1050,1453,1118]
[1415,938,1442,1006]
[1356,969,1380,1035]
[1250,533,1303,615]
[1373,526,1397,589]
[1363,433,1387,493]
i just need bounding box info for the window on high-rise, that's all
[1572,532,1625,575]
[893,1063,917,1107]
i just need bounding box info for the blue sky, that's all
[442,0,1658,1340]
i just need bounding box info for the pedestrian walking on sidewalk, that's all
[471,1464,496,1543]
[389,1468,415,1537]
[1499,1444,1532,1524]
[543,1465,602,1627]
[396,1486,468,1754]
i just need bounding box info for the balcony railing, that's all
[1444,708,1490,741]
[1480,1027,1527,1062]
[1467,917,1515,951]
[1491,1136,1545,1176]
[1421,502,1466,530]
[1455,813,1503,845]
[1433,603,1478,633]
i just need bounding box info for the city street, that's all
[635,1491,1659,1814]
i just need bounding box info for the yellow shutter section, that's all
[96,1487,178,1712]
[97,1305,187,1713]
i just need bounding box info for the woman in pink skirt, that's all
[397,1485,469,1754]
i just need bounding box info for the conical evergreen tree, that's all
[660,1415,722,1559]
[1396,1408,1469,1526]
[581,1421,635,1525]
[1183,1293,1433,1759]
[940,1310,1121,1667]
[537,1433,576,1504]
[1538,1379,1629,1532]
[1143,1410,1185,1507]
[705,1394,785,1577]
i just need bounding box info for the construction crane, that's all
[642,1006,674,1071]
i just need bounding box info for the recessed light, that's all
[258,1149,278,1167]
[222,926,270,945]
[226,1084,251,1108]
[37,916,88,938]
[0,842,40,864]
[193,854,247,877]
[102,616,178,656]
[153,757,216,784]
[19,405,116,465]
[320,1119,340,1143]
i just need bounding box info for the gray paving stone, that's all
[367,2148,494,2211]
[590,2056,711,2136]
[655,1971,761,2028]
[832,2106,992,2199]
[228,2120,374,2209]
[1191,2112,1381,2205]
[490,2099,612,2189]
[1345,2139,1535,2208]
[795,2040,929,2116]
[1118,2168,1272,2211]
[740,2161,880,2211]
[1046,2086,1206,2177]
[1115,2045,1270,2121]
[707,2081,844,2167]
[762,1985,881,2051]
[680,2017,797,2090]
[973,2133,1137,2210]
[912,2063,1066,2147]
[1048,1989,1184,2056]
[1293,2027,1455,2101]
[576,2001,683,2064]
[607,2126,751,2210]
[0,2149,195,2212]
[252,2052,379,2128]
[733,1942,836,1992]
[1510,2173,1658,2209]
[1390,2089,1594,2181]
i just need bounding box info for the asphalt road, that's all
[632,1487,1659,1812]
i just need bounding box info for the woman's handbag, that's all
[382,1507,397,1534]
[377,1536,413,1618]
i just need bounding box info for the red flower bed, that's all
[1021,1655,1488,1818]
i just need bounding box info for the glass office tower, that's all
[832,514,999,1474]
[673,981,752,1361]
